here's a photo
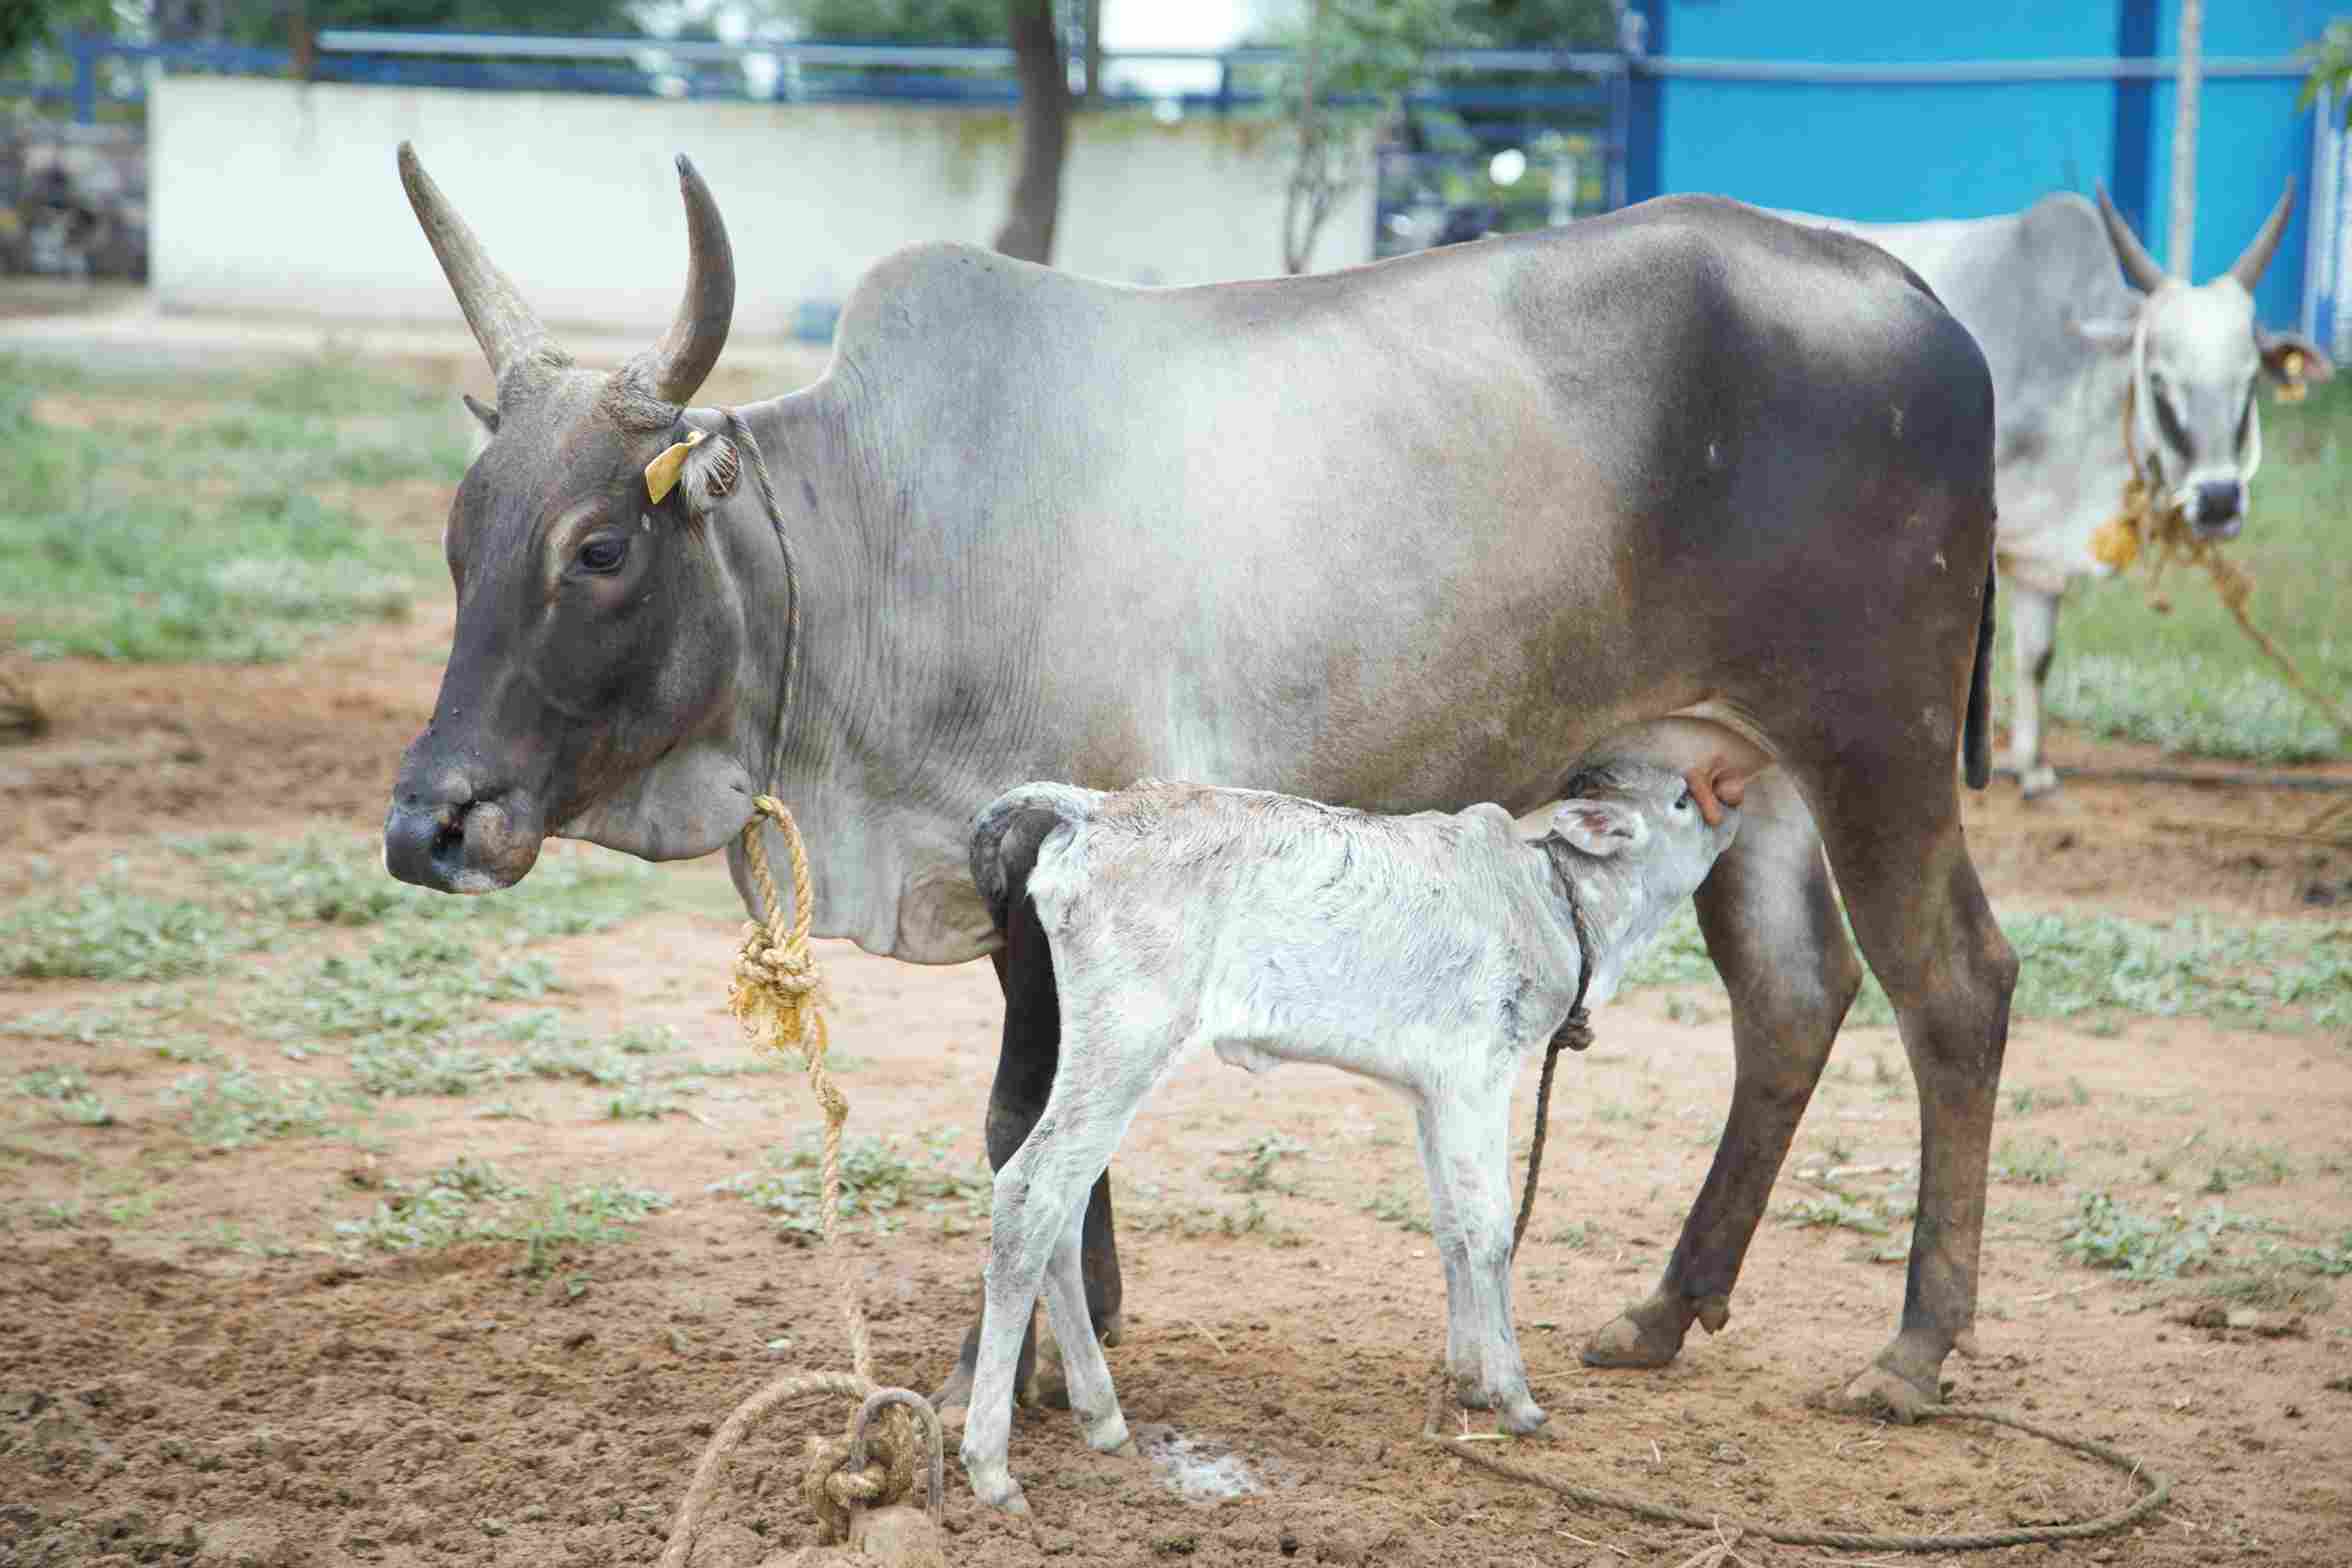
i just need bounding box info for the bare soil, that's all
[4,472,2350,1567]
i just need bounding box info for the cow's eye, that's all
[577,535,629,574]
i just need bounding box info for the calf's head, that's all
[1539,760,1742,1002]
[384,147,768,893]
[2088,182,2335,540]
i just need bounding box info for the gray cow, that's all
[960,763,1739,1512]
[1797,184,2335,797]
[382,147,2014,1427]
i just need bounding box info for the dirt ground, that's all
[4,457,2351,1567]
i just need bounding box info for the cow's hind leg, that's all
[1584,772,1862,1368]
[2009,582,2061,798]
[1041,1197,1136,1457]
[934,891,1123,1416]
[1813,762,2018,1417]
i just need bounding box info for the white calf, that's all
[956,761,1739,1513]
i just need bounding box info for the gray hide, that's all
[1788,185,2335,796]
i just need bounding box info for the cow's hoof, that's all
[2018,764,2060,800]
[1031,1326,1070,1411]
[930,1362,973,1424]
[1095,1311,1124,1350]
[1581,1297,1687,1368]
[1835,1360,1938,1424]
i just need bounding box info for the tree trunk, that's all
[1281,0,1327,275]
[1081,0,1103,104]
[993,0,1071,266]
[2168,0,2202,277]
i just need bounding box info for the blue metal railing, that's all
[3,30,1633,123]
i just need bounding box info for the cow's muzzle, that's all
[383,788,544,893]
[2189,479,2245,540]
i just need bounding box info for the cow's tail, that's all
[1962,557,1996,790]
[970,783,1099,933]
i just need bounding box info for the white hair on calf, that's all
[956,762,1738,1514]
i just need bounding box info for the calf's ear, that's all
[1550,799,1647,858]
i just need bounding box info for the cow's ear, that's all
[2257,328,2335,389]
[461,393,500,434]
[1548,799,1648,858]
[2067,313,2137,353]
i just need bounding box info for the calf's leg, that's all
[1040,1201,1135,1456]
[1585,773,1861,1368]
[961,1030,1153,1511]
[1415,1088,1545,1434]
[935,891,1123,1416]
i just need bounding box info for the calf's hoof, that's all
[1499,1396,1549,1437]
[961,1456,1030,1515]
[1080,1408,1134,1456]
[2018,764,2060,800]
[1581,1296,1688,1369]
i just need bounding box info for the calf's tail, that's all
[1962,556,1996,790]
[970,783,1100,932]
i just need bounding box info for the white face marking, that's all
[2134,281,2265,515]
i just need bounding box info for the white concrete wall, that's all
[151,77,1374,335]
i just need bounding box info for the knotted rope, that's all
[651,431,946,1563]
[2089,366,2350,741]
[1422,1370,2172,1553]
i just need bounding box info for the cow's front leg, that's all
[1585,774,1860,1369]
[1415,1090,1544,1434]
[935,892,1122,1417]
[2009,582,2061,798]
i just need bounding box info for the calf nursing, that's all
[958,762,1739,1513]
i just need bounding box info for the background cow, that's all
[382,147,2013,1429]
[957,763,1739,1512]
[1797,183,2336,797]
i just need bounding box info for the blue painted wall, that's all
[1635,1,2333,326]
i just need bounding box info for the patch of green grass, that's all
[17,1065,115,1126]
[2270,1229,2352,1278]
[262,931,559,1046]
[713,1133,991,1241]
[1212,1133,1304,1196]
[1781,1194,1891,1235]
[166,1067,348,1150]
[1628,905,2352,1036]
[2058,1193,2265,1281]
[347,1038,504,1098]
[0,355,459,664]
[0,881,248,981]
[1362,1186,1432,1235]
[2003,377,2350,763]
[334,1158,669,1275]
[1993,1136,2069,1186]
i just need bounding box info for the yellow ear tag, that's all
[2276,351,2309,405]
[643,429,707,503]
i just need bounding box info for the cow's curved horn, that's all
[2093,183,2168,293]
[397,143,552,386]
[643,155,735,405]
[2227,178,2296,291]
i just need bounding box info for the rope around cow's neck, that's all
[654,420,945,1566]
[2090,372,2351,740]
